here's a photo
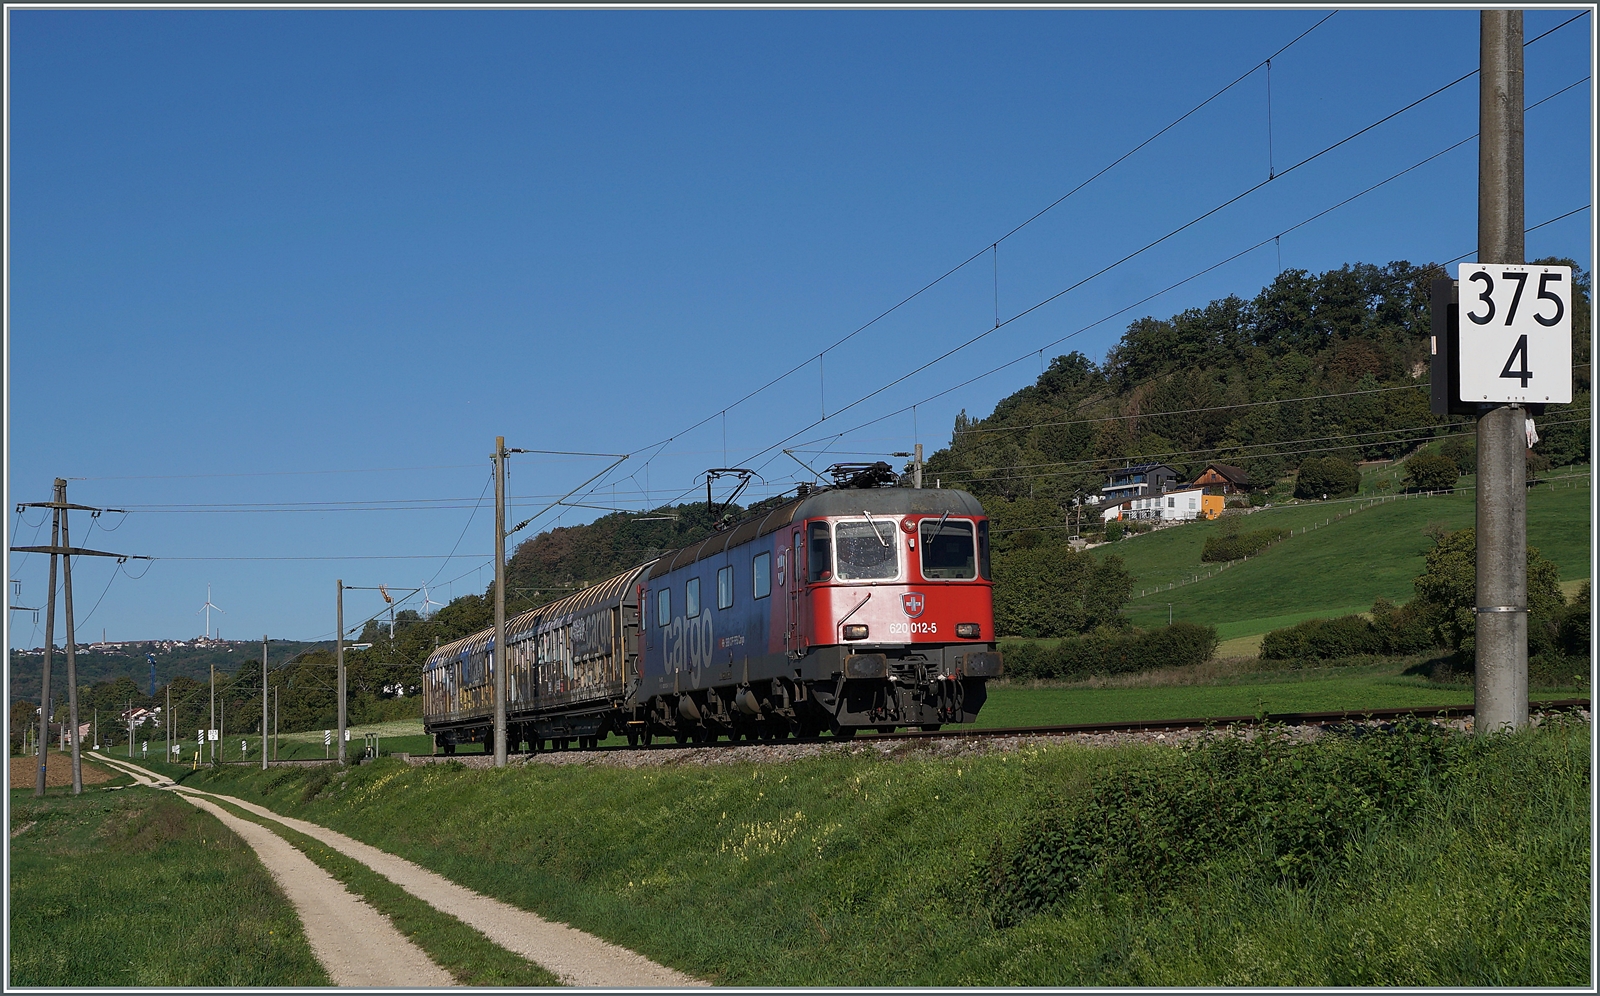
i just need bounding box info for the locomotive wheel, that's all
[675,733,689,745]
[876,726,896,734]
[626,731,639,747]
[442,742,456,756]
[834,727,856,739]
[640,729,653,746]
[920,724,941,733]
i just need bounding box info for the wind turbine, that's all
[421,584,442,618]
[197,583,225,641]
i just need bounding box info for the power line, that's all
[714,56,1589,486]
[571,13,1343,505]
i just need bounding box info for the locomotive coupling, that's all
[845,653,889,679]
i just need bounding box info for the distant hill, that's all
[9,638,323,706]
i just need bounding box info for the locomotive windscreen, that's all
[920,518,976,579]
[834,519,899,581]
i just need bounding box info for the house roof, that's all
[1198,463,1250,486]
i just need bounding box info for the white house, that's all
[1102,486,1221,523]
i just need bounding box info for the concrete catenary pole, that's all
[166,684,171,767]
[209,664,216,762]
[1475,9,1528,734]
[493,436,509,767]
[337,580,347,765]
[34,485,61,797]
[61,490,83,794]
[262,635,269,770]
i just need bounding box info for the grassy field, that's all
[177,719,1592,986]
[1098,469,1589,637]
[7,785,326,987]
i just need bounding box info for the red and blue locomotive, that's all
[423,475,1002,750]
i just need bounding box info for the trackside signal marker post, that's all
[1432,11,1572,734]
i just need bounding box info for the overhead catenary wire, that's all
[685,57,1590,500]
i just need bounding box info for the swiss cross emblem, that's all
[901,592,925,618]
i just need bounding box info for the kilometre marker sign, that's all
[1455,263,1572,404]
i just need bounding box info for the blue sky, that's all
[5,7,1593,648]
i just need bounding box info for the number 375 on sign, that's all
[1456,263,1572,404]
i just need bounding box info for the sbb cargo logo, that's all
[901,592,925,618]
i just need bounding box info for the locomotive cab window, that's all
[752,552,771,599]
[807,521,831,582]
[685,577,700,619]
[977,519,992,579]
[657,588,671,628]
[834,518,900,581]
[717,565,734,609]
[920,517,976,579]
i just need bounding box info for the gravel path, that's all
[95,753,703,988]
[176,790,454,988]
[94,756,453,987]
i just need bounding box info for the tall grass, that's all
[185,719,1590,986]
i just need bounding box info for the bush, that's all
[1260,597,1438,662]
[1201,519,1290,562]
[999,622,1218,681]
[980,721,1474,920]
[1247,491,1268,507]
[1411,528,1565,659]
[1104,520,1124,542]
[1403,453,1460,492]
[1440,434,1476,474]
[1293,456,1360,499]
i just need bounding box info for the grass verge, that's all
[180,718,1590,986]
[7,786,326,987]
[199,794,560,986]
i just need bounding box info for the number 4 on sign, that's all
[1500,334,1532,388]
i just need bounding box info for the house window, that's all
[685,577,700,618]
[1168,497,1175,508]
[752,552,771,599]
[717,565,734,609]
[656,588,671,628]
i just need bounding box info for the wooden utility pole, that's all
[337,580,346,765]
[493,437,508,767]
[262,636,269,770]
[60,496,83,792]
[209,665,216,762]
[274,686,279,761]
[166,684,171,767]
[1475,9,1528,733]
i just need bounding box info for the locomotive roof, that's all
[424,560,654,669]
[647,485,983,579]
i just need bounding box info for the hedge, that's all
[1200,527,1289,563]
[999,622,1218,681]
[1259,598,1434,662]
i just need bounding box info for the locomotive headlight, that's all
[956,623,981,639]
[843,624,869,640]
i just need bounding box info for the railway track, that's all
[198,698,1590,768]
[849,697,1592,742]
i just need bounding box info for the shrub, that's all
[1104,520,1124,542]
[1557,581,1591,657]
[1248,491,1268,507]
[1259,614,1383,661]
[1440,434,1476,474]
[999,622,1217,681]
[980,722,1473,920]
[1293,456,1360,499]
[1404,453,1460,492]
[1201,518,1290,562]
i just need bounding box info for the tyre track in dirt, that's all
[96,755,704,988]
